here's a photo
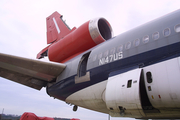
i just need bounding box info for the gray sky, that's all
[0,0,180,120]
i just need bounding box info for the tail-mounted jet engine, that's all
[37,12,113,63]
[48,18,113,63]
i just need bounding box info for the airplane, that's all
[0,9,180,119]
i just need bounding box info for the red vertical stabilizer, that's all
[37,11,76,59]
[46,11,73,44]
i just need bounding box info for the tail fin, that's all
[46,11,72,44]
[37,12,76,59]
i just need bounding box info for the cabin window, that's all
[104,50,109,57]
[163,28,171,37]
[98,53,102,59]
[117,45,123,52]
[152,32,159,40]
[125,42,131,49]
[133,39,140,47]
[142,35,149,43]
[110,48,115,55]
[174,24,180,32]
[127,80,132,88]
[146,72,153,83]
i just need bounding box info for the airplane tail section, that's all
[37,11,113,63]
[46,11,73,44]
[37,12,76,59]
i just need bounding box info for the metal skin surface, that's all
[1,10,180,119]
[0,53,66,90]
[47,10,180,118]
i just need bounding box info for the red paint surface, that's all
[46,11,73,44]
[71,118,80,120]
[158,95,161,99]
[37,11,109,63]
[48,21,103,63]
[20,112,80,120]
[20,112,54,120]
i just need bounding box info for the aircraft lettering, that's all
[99,52,123,65]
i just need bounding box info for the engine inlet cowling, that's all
[89,18,113,44]
[48,18,113,63]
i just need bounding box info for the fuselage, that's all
[47,10,180,119]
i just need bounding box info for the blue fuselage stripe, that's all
[47,42,180,101]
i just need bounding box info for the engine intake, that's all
[89,18,112,44]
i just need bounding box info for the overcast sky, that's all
[0,0,180,120]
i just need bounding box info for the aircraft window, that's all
[92,54,97,61]
[104,50,109,57]
[175,24,180,32]
[117,45,123,52]
[142,35,149,43]
[163,28,171,37]
[110,48,115,55]
[133,39,140,47]
[98,53,102,59]
[146,72,153,83]
[152,32,159,40]
[125,41,131,49]
[127,80,132,88]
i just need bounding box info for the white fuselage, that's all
[66,56,180,118]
